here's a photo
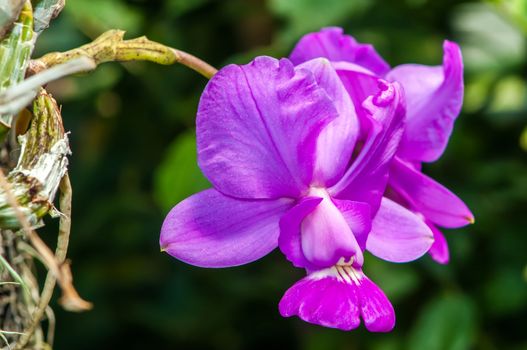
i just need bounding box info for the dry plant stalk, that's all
[1,89,90,350]
[0,2,218,349]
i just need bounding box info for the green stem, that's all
[32,29,218,79]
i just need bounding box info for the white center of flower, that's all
[306,186,330,199]
[335,265,361,284]
[309,264,363,285]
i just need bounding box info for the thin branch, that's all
[170,48,218,80]
[30,29,218,79]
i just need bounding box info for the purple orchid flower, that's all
[290,27,474,264]
[160,56,434,331]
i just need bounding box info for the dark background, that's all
[33,0,527,349]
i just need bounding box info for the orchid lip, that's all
[279,264,396,332]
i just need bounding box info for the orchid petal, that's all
[278,196,322,269]
[290,27,390,76]
[332,198,372,251]
[279,268,361,331]
[297,59,359,186]
[160,189,293,268]
[366,197,434,263]
[330,80,405,214]
[428,223,450,264]
[357,273,396,332]
[197,56,338,199]
[387,41,464,162]
[333,61,380,129]
[389,157,474,228]
[279,266,394,332]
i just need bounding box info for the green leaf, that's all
[408,294,476,350]
[154,130,210,212]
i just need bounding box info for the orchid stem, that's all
[30,29,218,79]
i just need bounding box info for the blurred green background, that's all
[32,0,527,349]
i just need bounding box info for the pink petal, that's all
[389,157,474,228]
[366,197,434,263]
[428,223,450,264]
[278,196,322,269]
[332,198,372,250]
[197,56,338,199]
[279,266,395,332]
[357,273,396,332]
[160,189,293,268]
[333,61,380,130]
[330,80,406,215]
[297,59,360,186]
[387,41,464,162]
[290,27,390,76]
[279,268,360,331]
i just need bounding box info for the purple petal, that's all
[366,197,434,263]
[279,266,395,332]
[389,157,474,228]
[278,196,322,269]
[330,80,406,214]
[332,198,372,251]
[428,223,450,264]
[297,59,359,186]
[357,273,396,332]
[160,189,293,268]
[290,27,390,76]
[197,56,338,199]
[301,188,363,267]
[387,41,464,162]
[333,62,380,129]
[279,268,360,331]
